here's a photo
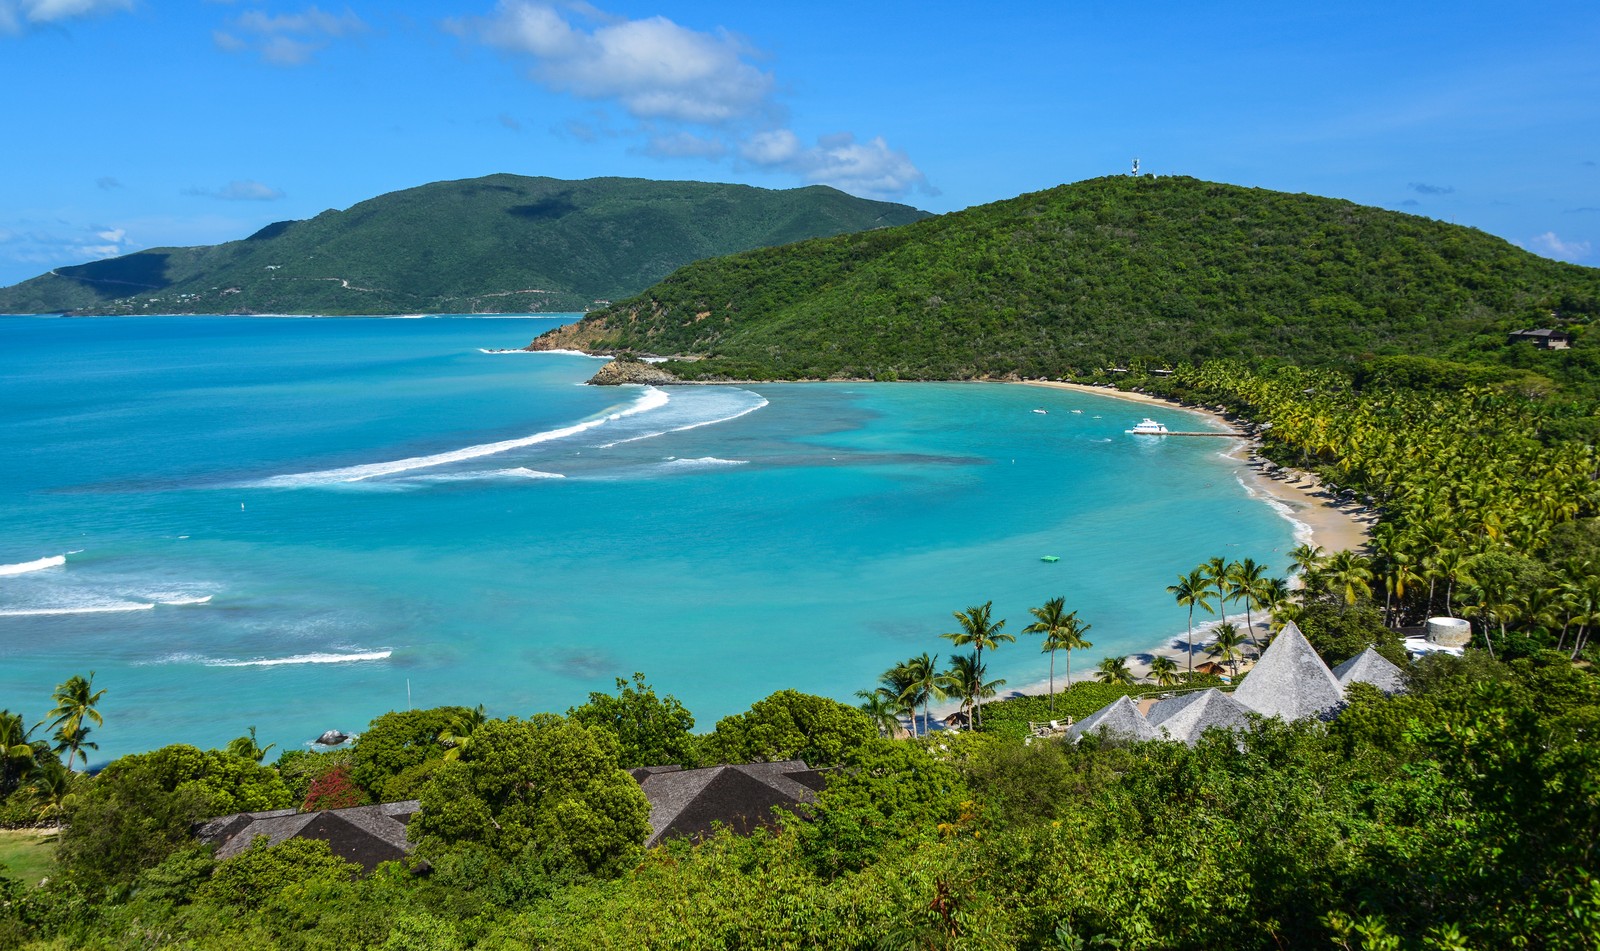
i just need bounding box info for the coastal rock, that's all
[315,730,350,746]
[587,359,681,386]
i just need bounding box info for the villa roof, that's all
[1231,621,1345,721]
[195,800,419,872]
[635,759,822,848]
[1146,688,1256,746]
[1067,694,1157,743]
[1331,646,1406,695]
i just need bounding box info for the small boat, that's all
[1032,408,1047,415]
[1126,418,1170,435]
[1040,555,1060,563]
[1071,409,1083,414]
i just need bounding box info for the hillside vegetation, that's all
[531,175,1600,384]
[0,175,928,316]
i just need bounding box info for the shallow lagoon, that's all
[0,315,1295,759]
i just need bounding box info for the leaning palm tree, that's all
[41,672,105,773]
[1323,549,1375,612]
[1095,655,1136,686]
[1166,568,1215,677]
[1207,622,1247,677]
[942,602,1013,728]
[1023,597,1092,712]
[1229,558,1269,648]
[1149,655,1180,688]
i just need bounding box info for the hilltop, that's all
[0,175,929,316]
[529,175,1600,384]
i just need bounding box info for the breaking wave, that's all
[0,555,66,576]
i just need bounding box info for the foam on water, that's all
[202,650,393,667]
[0,554,66,576]
[251,387,669,487]
[599,393,769,448]
[408,467,566,484]
[153,594,214,606]
[660,457,748,470]
[0,602,155,617]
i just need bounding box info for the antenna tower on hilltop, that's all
[1130,157,1141,176]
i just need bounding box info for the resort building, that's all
[195,800,419,872]
[1069,622,1406,745]
[631,760,826,848]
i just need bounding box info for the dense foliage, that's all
[1,652,1596,949]
[0,175,928,316]
[534,175,1600,385]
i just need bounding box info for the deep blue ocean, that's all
[0,315,1297,760]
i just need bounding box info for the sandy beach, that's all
[1000,379,1375,693]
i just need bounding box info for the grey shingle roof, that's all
[195,800,419,872]
[1146,688,1255,746]
[636,759,821,848]
[1066,695,1157,743]
[1232,621,1345,721]
[1331,646,1405,695]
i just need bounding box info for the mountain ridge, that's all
[527,175,1600,385]
[0,174,930,316]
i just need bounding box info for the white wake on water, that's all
[660,457,749,470]
[0,554,66,576]
[598,393,769,448]
[251,387,670,487]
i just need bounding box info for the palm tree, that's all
[438,704,489,761]
[1229,558,1269,648]
[41,672,105,773]
[1023,597,1092,712]
[28,757,75,826]
[1208,622,1247,677]
[224,726,276,764]
[1166,568,1215,677]
[900,653,944,738]
[940,654,1005,725]
[1205,556,1235,627]
[855,689,903,739]
[942,602,1013,728]
[1323,550,1375,611]
[1,710,40,794]
[1095,655,1135,686]
[1149,655,1180,687]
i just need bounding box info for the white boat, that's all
[1032,408,1047,415]
[1126,417,1169,435]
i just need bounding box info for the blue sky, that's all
[1,0,1596,287]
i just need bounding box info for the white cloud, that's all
[184,180,286,201]
[454,1,773,125]
[214,5,367,65]
[0,221,136,277]
[450,1,929,198]
[0,0,131,33]
[1527,231,1592,263]
[740,131,929,199]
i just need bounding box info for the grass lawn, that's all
[0,829,57,886]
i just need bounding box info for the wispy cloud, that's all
[214,5,367,66]
[183,180,286,201]
[0,0,132,35]
[1527,231,1592,263]
[448,1,928,199]
[1408,182,1455,196]
[0,221,136,273]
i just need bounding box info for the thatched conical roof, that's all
[1331,646,1406,695]
[1067,694,1157,743]
[1146,688,1256,746]
[1232,621,1344,720]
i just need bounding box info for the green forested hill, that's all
[0,175,929,316]
[531,175,1600,382]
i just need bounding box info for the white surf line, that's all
[254,387,670,486]
[597,393,769,449]
[0,554,66,576]
[204,650,392,667]
[0,602,155,617]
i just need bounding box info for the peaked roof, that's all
[1331,646,1406,695]
[1232,621,1345,721]
[1146,688,1256,746]
[195,800,419,872]
[1067,694,1157,743]
[636,759,822,848]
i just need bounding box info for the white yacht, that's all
[1126,417,1169,435]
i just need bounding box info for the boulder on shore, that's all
[587,359,681,385]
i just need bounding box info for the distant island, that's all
[0,175,929,317]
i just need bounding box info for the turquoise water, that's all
[0,315,1296,760]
